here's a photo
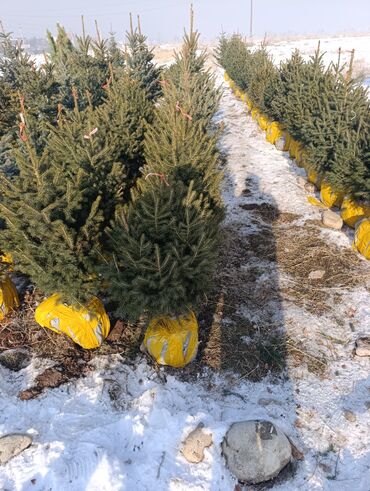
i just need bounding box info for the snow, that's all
[261,35,370,68]
[1,44,370,490]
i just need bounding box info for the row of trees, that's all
[0,15,223,322]
[216,35,370,202]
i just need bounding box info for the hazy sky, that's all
[1,0,369,42]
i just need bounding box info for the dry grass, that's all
[0,287,146,376]
[2,197,369,385]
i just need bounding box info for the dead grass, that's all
[0,288,146,378]
[2,198,369,386]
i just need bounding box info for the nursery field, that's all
[0,27,370,491]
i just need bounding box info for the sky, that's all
[1,0,369,42]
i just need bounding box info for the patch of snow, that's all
[1,50,370,490]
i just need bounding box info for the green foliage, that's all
[103,22,224,320]
[0,74,154,304]
[218,35,370,201]
[0,32,61,176]
[46,23,123,111]
[125,16,162,101]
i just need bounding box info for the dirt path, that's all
[198,70,370,486]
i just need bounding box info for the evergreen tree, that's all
[215,33,251,91]
[103,23,223,320]
[0,31,61,176]
[168,7,221,128]
[46,22,111,110]
[0,73,154,304]
[125,14,162,101]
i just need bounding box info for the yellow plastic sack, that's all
[251,108,259,121]
[35,294,110,349]
[0,253,13,274]
[307,196,327,208]
[0,253,13,265]
[340,198,370,229]
[266,122,283,144]
[224,72,230,83]
[320,182,344,208]
[143,311,199,368]
[306,168,323,189]
[245,95,253,110]
[257,114,269,132]
[353,219,370,259]
[289,139,302,160]
[0,276,20,321]
[283,132,291,152]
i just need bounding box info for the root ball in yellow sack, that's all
[320,182,344,208]
[0,276,20,320]
[353,219,370,260]
[257,114,269,132]
[251,108,259,121]
[143,312,199,368]
[306,168,322,189]
[340,198,370,229]
[35,294,110,349]
[266,122,283,145]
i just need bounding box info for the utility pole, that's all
[249,0,253,39]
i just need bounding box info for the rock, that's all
[304,182,316,193]
[308,270,325,280]
[344,410,356,422]
[18,388,41,401]
[275,137,285,152]
[296,176,307,189]
[222,420,291,484]
[181,424,212,463]
[322,210,343,230]
[0,434,32,465]
[0,349,31,372]
[355,337,370,357]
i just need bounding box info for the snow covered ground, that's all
[262,35,370,68]
[1,58,370,491]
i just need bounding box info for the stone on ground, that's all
[304,182,316,193]
[355,337,370,357]
[0,349,31,372]
[275,137,285,152]
[322,209,343,230]
[0,434,32,465]
[180,424,212,463]
[222,420,291,484]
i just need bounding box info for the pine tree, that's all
[46,21,111,111]
[0,31,61,176]
[215,33,251,91]
[125,14,162,101]
[103,22,223,320]
[107,31,125,71]
[0,72,154,304]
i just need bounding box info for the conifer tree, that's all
[103,18,223,320]
[168,6,221,129]
[46,21,111,110]
[125,14,162,101]
[0,73,154,304]
[0,31,61,175]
